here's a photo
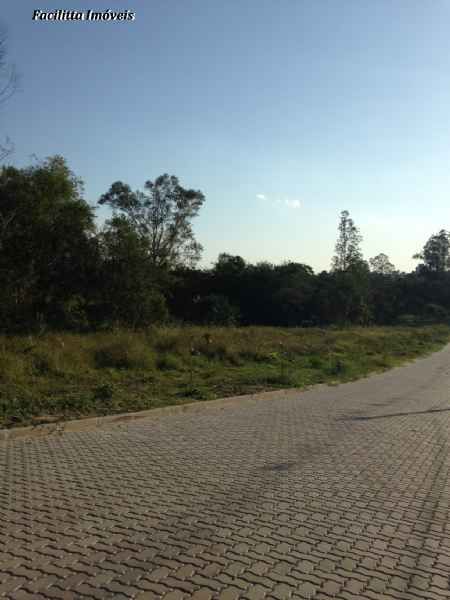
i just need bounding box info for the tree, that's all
[369,253,396,275]
[214,253,246,277]
[413,230,450,273]
[97,215,168,327]
[193,293,240,326]
[331,210,363,271]
[0,30,19,162]
[0,156,98,330]
[99,174,205,269]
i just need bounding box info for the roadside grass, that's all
[0,324,449,428]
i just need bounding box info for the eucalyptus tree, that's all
[331,210,363,271]
[99,174,205,269]
[369,253,396,275]
[413,230,450,273]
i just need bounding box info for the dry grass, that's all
[0,324,449,428]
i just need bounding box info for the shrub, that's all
[92,383,115,401]
[194,294,240,326]
[397,314,419,326]
[239,349,272,362]
[135,291,169,327]
[94,337,153,370]
[153,331,182,354]
[308,355,325,369]
[196,338,228,360]
[57,295,90,331]
[31,348,61,375]
[327,358,348,376]
[424,303,448,322]
[155,353,182,371]
[0,353,27,382]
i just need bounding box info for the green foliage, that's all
[155,353,182,371]
[179,383,212,400]
[414,230,450,273]
[97,216,169,328]
[194,294,240,326]
[396,314,421,326]
[0,351,26,382]
[31,349,62,375]
[331,210,363,272]
[1,325,448,428]
[369,253,396,275]
[0,156,98,332]
[2,156,450,335]
[58,295,90,331]
[98,174,205,269]
[424,303,448,321]
[92,383,115,401]
[94,336,153,370]
[308,355,325,369]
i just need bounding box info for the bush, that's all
[153,331,182,354]
[135,291,169,327]
[56,295,90,331]
[92,383,115,401]
[397,314,419,326]
[424,303,448,322]
[194,294,240,326]
[327,358,348,376]
[0,353,27,382]
[308,355,325,369]
[31,348,62,375]
[155,353,182,371]
[94,336,153,370]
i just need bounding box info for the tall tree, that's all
[99,174,205,269]
[331,210,363,271]
[97,215,168,327]
[0,156,98,330]
[413,230,450,273]
[369,253,396,275]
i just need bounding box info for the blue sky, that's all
[3,0,450,272]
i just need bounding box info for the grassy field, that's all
[0,324,449,429]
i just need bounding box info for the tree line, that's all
[1,156,450,333]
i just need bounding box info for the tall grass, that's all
[0,324,449,428]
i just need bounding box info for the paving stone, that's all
[296,582,317,599]
[191,589,214,600]
[3,347,450,599]
[219,587,241,600]
[244,583,269,600]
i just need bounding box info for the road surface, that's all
[1,345,450,599]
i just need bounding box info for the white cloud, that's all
[285,198,301,209]
[256,194,302,209]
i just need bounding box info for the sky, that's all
[3,0,450,272]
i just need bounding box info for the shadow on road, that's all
[340,406,450,421]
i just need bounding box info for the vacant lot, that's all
[0,324,449,428]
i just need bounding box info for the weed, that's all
[155,354,182,371]
[0,324,449,428]
[94,337,153,370]
[92,383,115,401]
[179,385,211,400]
[308,355,325,369]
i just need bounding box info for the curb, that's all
[0,387,306,444]
[3,341,447,445]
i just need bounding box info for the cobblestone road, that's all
[2,346,450,600]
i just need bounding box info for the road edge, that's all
[0,387,308,443]
[3,340,449,444]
